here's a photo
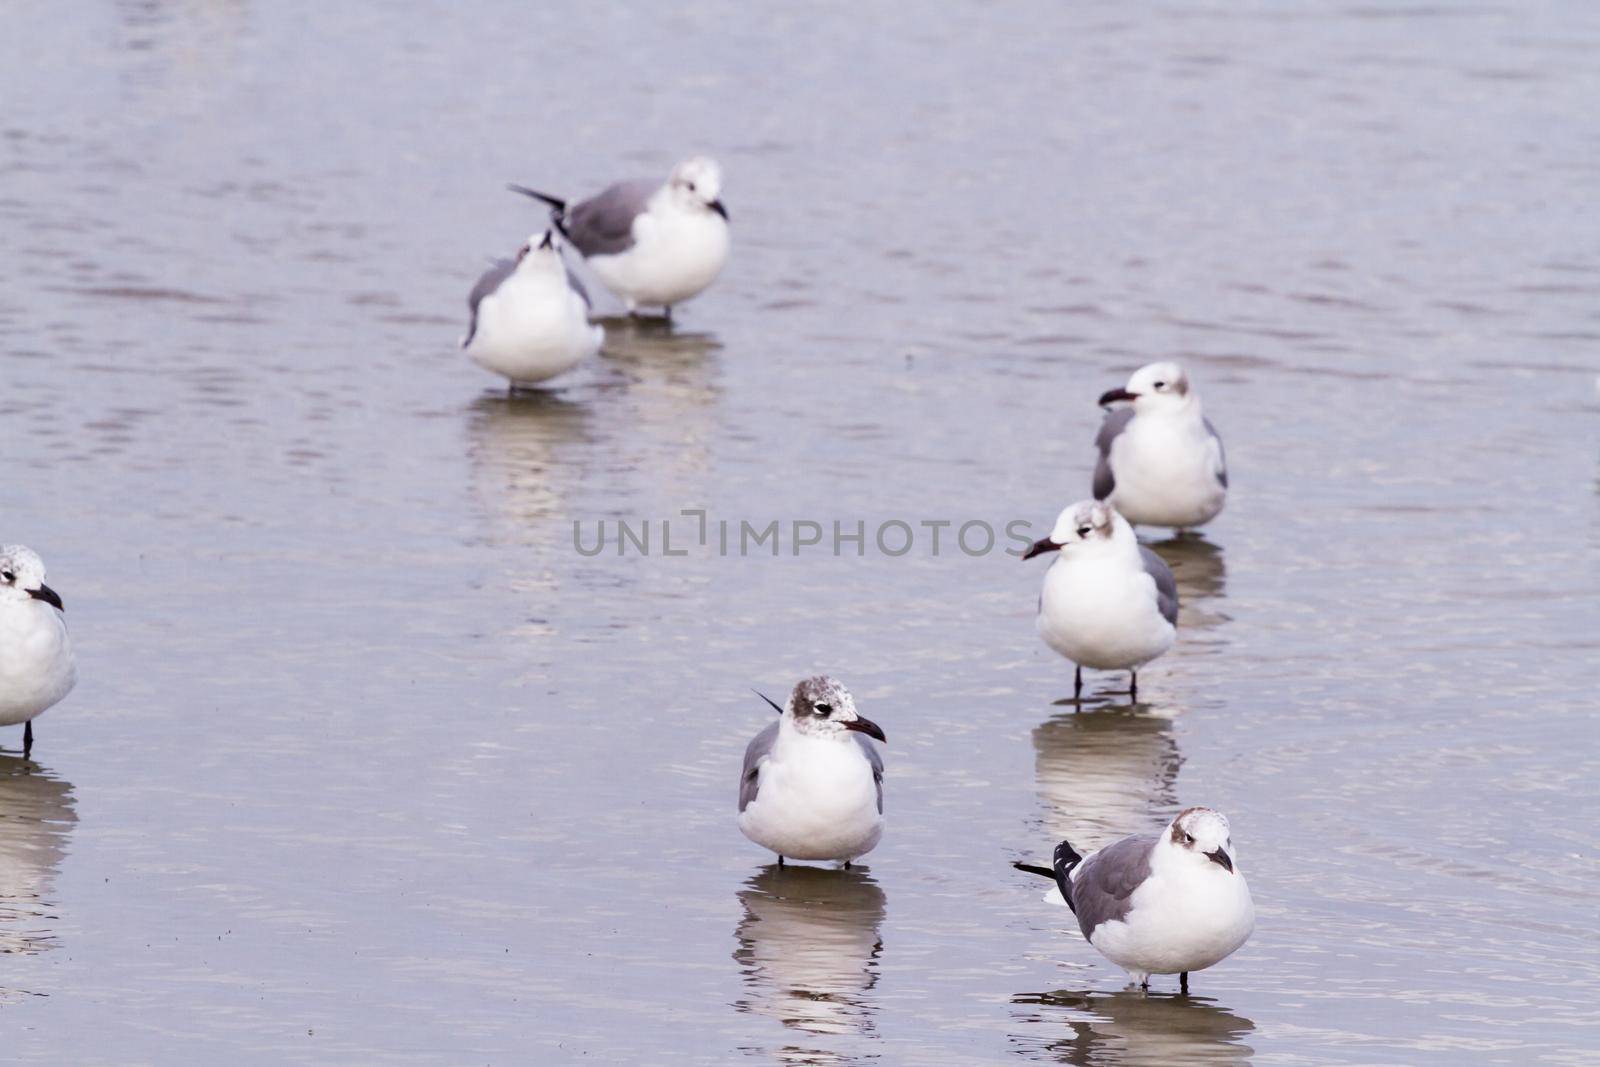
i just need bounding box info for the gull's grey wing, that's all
[1204,416,1228,489]
[463,257,516,348]
[855,734,885,814]
[1071,834,1158,941]
[563,179,657,258]
[738,721,780,813]
[1139,546,1179,626]
[1092,407,1135,500]
[564,264,592,310]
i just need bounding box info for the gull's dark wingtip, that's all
[507,183,567,214]
[751,689,784,715]
[1014,861,1056,879]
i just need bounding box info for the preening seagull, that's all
[1093,361,1228,530]
[509,156,730,318]
[738,677,886,868]
[1024,500,1178,701]
[462,229,603,388]
[0,546,76,756]
[1014,807,1255,993]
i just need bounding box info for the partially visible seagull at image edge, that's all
[0,545,76,756]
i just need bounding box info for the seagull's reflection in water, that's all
[598,319,723,398]
[0,755,76,983]
[1011,988,1256,1065]
[465,391,596,535]
[1145,535,1228,633]
[1032,703,1182,847]
[732,864,885,1058]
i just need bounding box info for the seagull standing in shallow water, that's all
[462,230,603,389]
[0,546,75,756]
[1024,500,1178,701]
[509,156,730,319]
[738,677,886,868]
[1093,361,1228,531]
[1014,807,1254,993]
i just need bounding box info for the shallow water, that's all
[2,2,1598,1063]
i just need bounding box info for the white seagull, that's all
[1093,361,1228,530]
[509,156,730,318]
[738,677,886,868]
[1014,807,1255,993]
[1024,500,1178,701]
[462,229,603,388]
[0,546,76,756]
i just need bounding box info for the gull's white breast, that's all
[1088,859,1254,976]
[468,271,601,384]
[0,601,75,727]
[739,732,882,862]
[1108,415,1226,528]
[589,204,729,308]
[1037,555,1174,670]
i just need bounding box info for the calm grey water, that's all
[2,3,1597,1063]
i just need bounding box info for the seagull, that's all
[1093,361,1228,530]
[738,677,886,868]
[462,229,603,389]
[509,156,730,318]
[1023,500,1177,701]
[1013,807,1255,993]
[0,546,76,756]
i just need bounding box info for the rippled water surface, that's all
[2,3,1597,1063]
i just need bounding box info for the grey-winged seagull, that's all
[509,157,730,318]
[0,546,76,756]
[1094,361,1228,530]
[1014,807,1255,993]
[738,677,886,868]
[1023,500,1178,700]
[462,229,603,388]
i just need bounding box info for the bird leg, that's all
[777,855,785,868]
[1180,971,1189,995]
[843,860,852,870]
[1074,665,1083,700]
[1129,670,1139,702]
[23,720,32,757]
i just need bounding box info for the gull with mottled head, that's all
[0,546,76,756]
[1014,807,1254,993]
[510,156,730,318]
[1094,361,1228,530]
[738,677,885,868]
[1024,500,1178,700]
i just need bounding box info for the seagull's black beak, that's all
[1098,387,1139,407]
[1206,848,1233,874]
[1022,537,1062,561]
[708,199,728,220]
[28,584,63,612]
[843,716,886,743]
[538,231,554,250]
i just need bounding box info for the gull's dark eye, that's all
[814,703,832,717]
[1,571,12,582]
[1179,831,1193,846]
[1153,381,1167,390]
[1075,526,1092,538]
